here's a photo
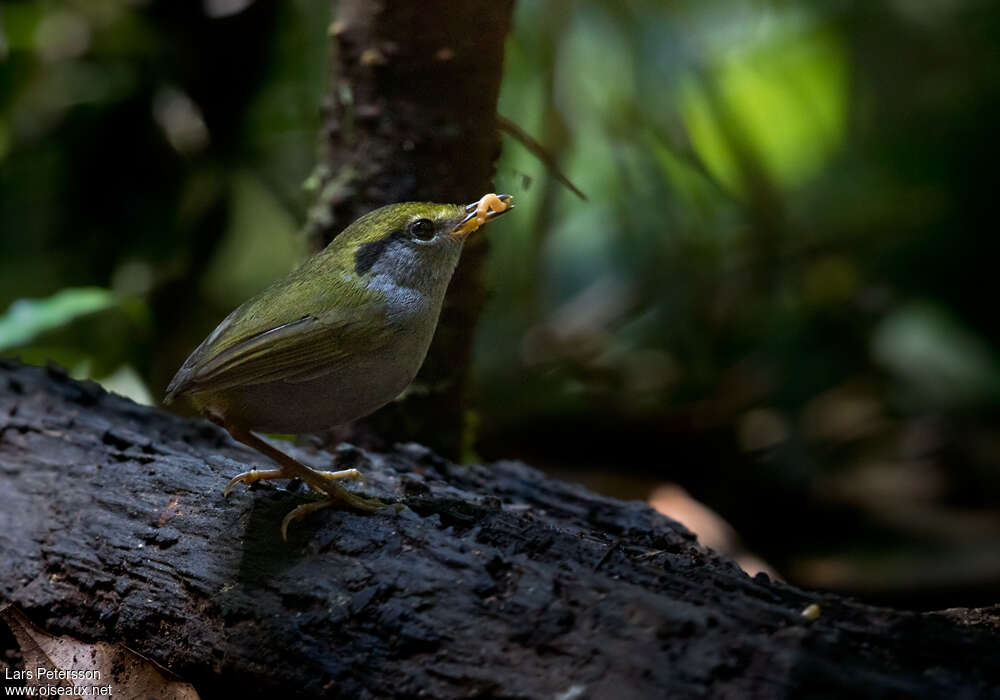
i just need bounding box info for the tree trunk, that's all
[305,0,515,458]
[2,359,1000,699]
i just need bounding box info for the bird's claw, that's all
[281,500,334,541]
[223,468,270,497]
[280,486,384,540]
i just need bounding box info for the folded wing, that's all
[165,301,392,401]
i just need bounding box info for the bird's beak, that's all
[451,193,514,237]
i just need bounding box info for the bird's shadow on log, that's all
[232,486,395,583]
[234,491,321,583]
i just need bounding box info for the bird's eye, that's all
[407,218,435,241]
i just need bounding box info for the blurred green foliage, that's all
[0,0,324,402]
[480,0,1000,426]
[481,0,1000,604]
[0,287,118,350]
[2,0,1000,604]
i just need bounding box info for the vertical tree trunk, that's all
[308,1,515,457]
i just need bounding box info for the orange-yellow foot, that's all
[280,484,383,541]
[223,467,363,497]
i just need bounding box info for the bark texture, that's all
[307,0,515,457]
[2,359,1000,699]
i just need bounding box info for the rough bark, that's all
[2,359,1000,699]
[306,0,515,457]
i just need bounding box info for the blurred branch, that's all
[497,115,588,201]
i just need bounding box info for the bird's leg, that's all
[218,421,350,496]
[207,412,381,539]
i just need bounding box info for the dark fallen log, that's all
[1,358,999,699]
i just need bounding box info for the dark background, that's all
[2,0,999,609]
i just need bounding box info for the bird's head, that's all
[333,194,513,290]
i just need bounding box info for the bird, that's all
[165,193,513,539]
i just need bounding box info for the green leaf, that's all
[0,287,118,350]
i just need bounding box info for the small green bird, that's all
[165,193,513,538]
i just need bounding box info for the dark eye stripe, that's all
[354,232,398,275]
